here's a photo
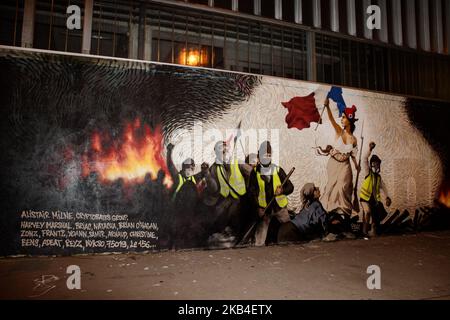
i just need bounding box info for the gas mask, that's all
[222,151,231,164]
[214,142,230,164]
[371,164,380,174]
[259,153,272,167]
[184,168,194,177]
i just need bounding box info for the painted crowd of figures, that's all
[165,98,392,249]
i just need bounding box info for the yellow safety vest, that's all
[216,159,246,199]
[359,172,381,202]
[173,173,196,200]
[255,166,288,208]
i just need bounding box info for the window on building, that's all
[239,0,253,15]
[320,0,330,31]
[386,0,394,44]
[401,0,409,47]
[260,25,273,75]
[91,1,129,58]
[444,0,449,54]
[151,8,226,68]
[0,0,24,47]
[414,0,422,48]
[355,0,365,38]
[261,0,275,19]
[302,0,313,27]
[188,0,209,6]
[338,0,348,34]
[271,27,284,77]
[214,0,232,10]
[316,34,342,85]
[33,0,84,53]
[282,0,295,23]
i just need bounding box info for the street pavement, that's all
[1,231,450,300]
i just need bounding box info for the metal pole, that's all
[21,0,36,48]
[82,0,94,54]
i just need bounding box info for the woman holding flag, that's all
[320,96,360,217]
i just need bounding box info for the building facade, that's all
[1,0,450,101]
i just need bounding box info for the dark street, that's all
[1,231,450,300]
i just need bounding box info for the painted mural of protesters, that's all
[320,98,360,217]
[202,141,249,244]
[277,183,328,243]
[248,141,294,246]
[359,142,391,237]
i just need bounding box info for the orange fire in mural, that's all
[82,119,172,188]
[439,188,450,208]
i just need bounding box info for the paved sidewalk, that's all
[1,231,450,300]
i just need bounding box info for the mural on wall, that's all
[0,47,449,256]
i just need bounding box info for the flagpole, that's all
[239,139,246,155]
[352,119,365,213]
[232,120,245,157]
[314,105,326,131]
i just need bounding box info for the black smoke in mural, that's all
[0,50,260,255]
